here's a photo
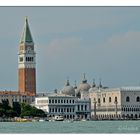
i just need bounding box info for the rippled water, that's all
[0,121,140,133]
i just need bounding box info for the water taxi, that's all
[54,115,64,121]
[16,118,32,122]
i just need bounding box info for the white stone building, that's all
[89,86,140,119]
[35,93,91,120]
[34,79,91,120]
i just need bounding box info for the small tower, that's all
[99,78,102,88]
[82,73,87,83]
[92,79,96,88]
[18,17,36,94]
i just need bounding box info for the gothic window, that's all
[73,108,75,112]
[81,105,83,111]
[55,99,57,103]
[115,97,117,102]
[78,105,80,111]
[103,97,105,103]
[136,96,140,102]
[61,99,63,103]
[98,98,100,104]
[85,105,87,111]
[67,108,69,112]
[109,97,111,102]
[126,96,130,102]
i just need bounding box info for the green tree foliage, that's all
[0,101,46,118]
[20,103,46,118]
[0,108,5,117]
[0,100,13,117]
[13,102,21,117]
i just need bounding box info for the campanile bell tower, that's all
[18,17,36,94]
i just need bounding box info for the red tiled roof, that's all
[0,91,35,96]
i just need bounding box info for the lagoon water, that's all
[0,121,140,133]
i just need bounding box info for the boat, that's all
[81,119,87,121]
[16,118,32,122]
[54,115,64,121]
[39,119,45,122]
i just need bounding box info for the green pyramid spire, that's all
[20,17,34,44]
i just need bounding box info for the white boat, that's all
[81,119,87,121]
[54,115,64,121]
[39,119,45,122]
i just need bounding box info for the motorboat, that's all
[54,115,64,121]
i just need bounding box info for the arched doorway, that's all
[122,114,125,119]
[67,115,69,119]
[135,114,137,119]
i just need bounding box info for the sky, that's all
[0,7,140,92]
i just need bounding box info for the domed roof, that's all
[61,80,75,96]
[78,74,91,92]
[89,79,97,93]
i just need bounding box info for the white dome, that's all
[88,80,97,93]
[61,80,75,96]
[78,78,91,92]
[78,83,91,92]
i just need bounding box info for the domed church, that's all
[61,79,75,96]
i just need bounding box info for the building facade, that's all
[0,91,35,107]
[35,93,91,120]
[89,87,140,119]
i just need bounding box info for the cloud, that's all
[45,37,82,58]
[107,31,140,47]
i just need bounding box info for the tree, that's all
[13,102,21,117]
[20,103,46,118]
[6,110,17,118]
[0,108,5,117]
